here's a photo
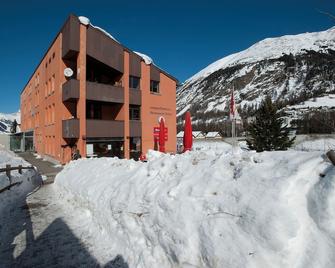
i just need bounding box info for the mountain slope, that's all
[0,112,20,133]
[177,27,335,126]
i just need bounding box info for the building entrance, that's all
[86,138,124,158]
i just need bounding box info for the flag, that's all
[230,89,235,120]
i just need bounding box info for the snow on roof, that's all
[79,16,155,66]
[177,131,184,138]
[78,16,90,26]
[134,51,154,65]
[186,27,335,83]
[79,15,119,43]
[192,131,204,137]
[206,132,221,138]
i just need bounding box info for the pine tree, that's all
[246,96,295,152]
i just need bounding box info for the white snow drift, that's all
[55,146,335,268]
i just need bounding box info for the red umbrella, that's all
[159,117,166,153]
[183,111,193,152]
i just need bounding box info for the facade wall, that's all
[20,15,177,164]
[21,34,63,161]
[141,63,177,153]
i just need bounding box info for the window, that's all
[48,78,51,95]
[52,104,55,123]
[51,74,55,92]
[129,105,140,120]
[150,80,159,93]
[129,76,140,89]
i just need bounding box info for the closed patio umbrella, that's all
[183,111,193,152]
[159,117,166,153]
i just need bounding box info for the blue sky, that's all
[0,0,334,113]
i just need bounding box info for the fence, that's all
[0,164,35,193]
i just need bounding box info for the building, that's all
[192,131,205,139]
[20,15,177,164]
[205,132,222,139]
[177,131,205,140]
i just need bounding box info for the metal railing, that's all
[0,164,35,193]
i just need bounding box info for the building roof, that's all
[21,14,178,95]
[206,132,221,138]
[177,131,184,138]
[192,131,204,137]
[177,131,205,138]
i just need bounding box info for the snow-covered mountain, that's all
[0,111,20,133]
[177,27,335,126]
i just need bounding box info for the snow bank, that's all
[55,149,335,267]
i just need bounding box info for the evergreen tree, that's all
[246,96,295,152]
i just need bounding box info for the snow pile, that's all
[0,147,41,212]
[187,27,335,83]
[55,149,335,267]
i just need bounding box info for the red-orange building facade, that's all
[20,15,177,164]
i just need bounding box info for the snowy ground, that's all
[55,141,335,268]
[294,138,335,152]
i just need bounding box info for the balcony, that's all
[86,26,124,73]
[129,88,141,105]
[62,79,79,102]
[129,120,141,137]
[86,81,124,103]
[62,15,80,59]
[62,119,79,138]
[86,120,124,138]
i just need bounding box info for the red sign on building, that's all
[153,127,168,141]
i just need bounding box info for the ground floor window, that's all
[86,138,124,158]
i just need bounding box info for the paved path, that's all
[0,183,129,267]
[17,152,63,184]
[0,154,129,267]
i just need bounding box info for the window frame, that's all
[129,75,140,89]
[150,80,160,94]
[129,105,141,120]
